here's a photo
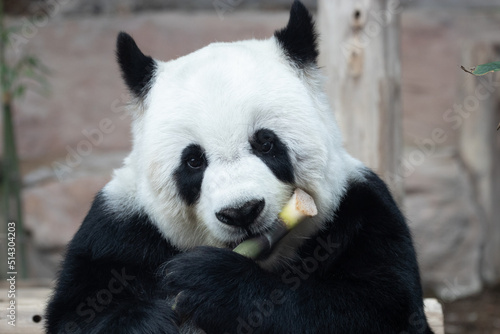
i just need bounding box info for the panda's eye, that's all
[180,144,207,171]
[187,155,205,169]
[253,129,274,154]
[260,141,273,153]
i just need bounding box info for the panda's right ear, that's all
[116,32,156,99]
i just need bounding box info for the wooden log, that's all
[424,298,444,334]
[317,0,404,205]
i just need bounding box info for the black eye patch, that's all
[174,144,208,205]
[250,129,294,184]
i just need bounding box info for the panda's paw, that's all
[163,246,260,327]
[163,246,259,292]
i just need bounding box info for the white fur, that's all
[104,36,365,268]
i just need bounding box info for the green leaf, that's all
[461,61,500,76]
[473,61,500,76]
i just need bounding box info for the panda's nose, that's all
[215,199,265,228]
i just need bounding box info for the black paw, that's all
[162,246,260,329]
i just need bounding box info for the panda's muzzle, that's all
[215,199,265,229]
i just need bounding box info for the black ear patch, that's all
[274,0,318,68]
[116,32,156,98]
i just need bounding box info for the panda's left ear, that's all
[274,0,318,68]
[116,32,156,98]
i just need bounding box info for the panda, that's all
[45,1,434,333]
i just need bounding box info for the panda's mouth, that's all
[225,226,273,250]
[226,231,259,250]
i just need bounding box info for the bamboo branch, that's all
[233,189,317,259]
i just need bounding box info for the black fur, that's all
[45,193,181,334]
[116,32,156,98]
[174,144,208,205]
[274,0,319,67]
[46,170,433,333]
[250,129,294,184]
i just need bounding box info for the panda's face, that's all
[110,4,356,259]
[138,39,334,250]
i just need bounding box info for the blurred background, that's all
[1,0,500,333]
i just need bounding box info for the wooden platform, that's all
[0,287,444,333]
[0,288,50,333]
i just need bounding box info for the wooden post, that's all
[317,0,403,204]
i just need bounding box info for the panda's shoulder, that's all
[338,168,404,223]
[298,168,411,261]
[68,191,179,267]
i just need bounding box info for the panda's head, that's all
[105,1,360,263]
